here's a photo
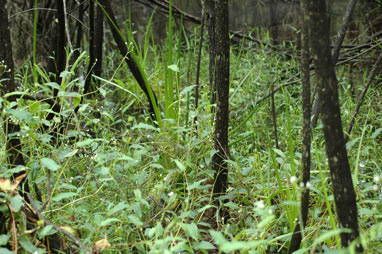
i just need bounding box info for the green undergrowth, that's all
[1,27,382,254]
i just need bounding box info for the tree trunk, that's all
[289,1,311,252]
[206,0,216,106]
[305,0,362,250]
[210,0,230,214]
[0,0,29,236]
[97,0,160,123]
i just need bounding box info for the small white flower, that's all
[268,209,273,215]
[359,162,365,169]
[168,191,174,197]
[299,182,304,188]
[373,174,380,183]
[373,185,378,191]
[306,182,312,189]
[255,200,265,209]
[290,176,297,184]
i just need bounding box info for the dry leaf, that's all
[93,237,111,253]
[0,178,13,192]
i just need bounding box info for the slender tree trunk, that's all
[97,0,160,123]
[0,0,29,236]
[94,3,104,79]
[84,0,95,95]
[289,1,311,252]
[311,0,358,128]
[210,0,230,216]
[206,0,216,106]
[306,0,362,250]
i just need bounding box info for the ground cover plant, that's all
[1,0,382,253]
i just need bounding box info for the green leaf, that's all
[173,159,186,172]
[178,222,199,240]
[39,225,57,237]
[0,248,13,254]
[0,234,10,246]
[194,241,216,250]
[371,128,382,139]
[209,230,227,245]
[7,108,32,122]
[220,241,249,252]
[187,179,208,191]
[98,218,121,227]
[168,64,179,72]
[128,215,143,227]
[108,202,129,216]
[19,236,39,253]
[73,96,81,107]
[96,167,110,176]
[52,192,78,202]
[10,195,23,212]
[134,189,142,200]
[45,82,61,90]
[132,123,159,132]
[41,158,60,171]
[57,91,81,97]
[29,101,40,113]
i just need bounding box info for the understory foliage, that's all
[1,21,382,254]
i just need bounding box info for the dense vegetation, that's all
[1,1,382,253]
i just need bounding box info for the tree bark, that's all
[289,1,311,252]
[97,0,159,123]
[0,0,29,236]
[206,0,216,106]
[311,0,358,128]
[210,0,230,214]
[305,0,362,250]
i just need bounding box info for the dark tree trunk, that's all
[210,0,230,213]
[94,3,104,79]
[310,0,358,128]
[206,0,216,106]
[289,1,311,252]
[0,0,29,236]
[46,0,66,128]
[306,0,362,250]
[84,0,95,95]
[97,0,159,123]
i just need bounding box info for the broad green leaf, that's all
[132,123,159,132]
[57,91,81,97]
[10,195,23,212]
[39,225,57,237]
[45,82,61,90]
[173,159,186,172]
[98,218,121,227]
[29,101,40,113]
[178,222,199,240]
[371,128,382,139]
[19,236,41,253]
[168,64,179,72]
[96,167,110,175]
[41,158,60,172]
[0,248,13,254]
[52,192,78,202]
[194,241,216,250]
[0,234,10,246]
[7,108,32,122]
[108,202,129,216]
[134,189,142,200]
[220,241,249,252]
[187,179,208,190]
[209,230,227,245]
[128,214,143,227]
